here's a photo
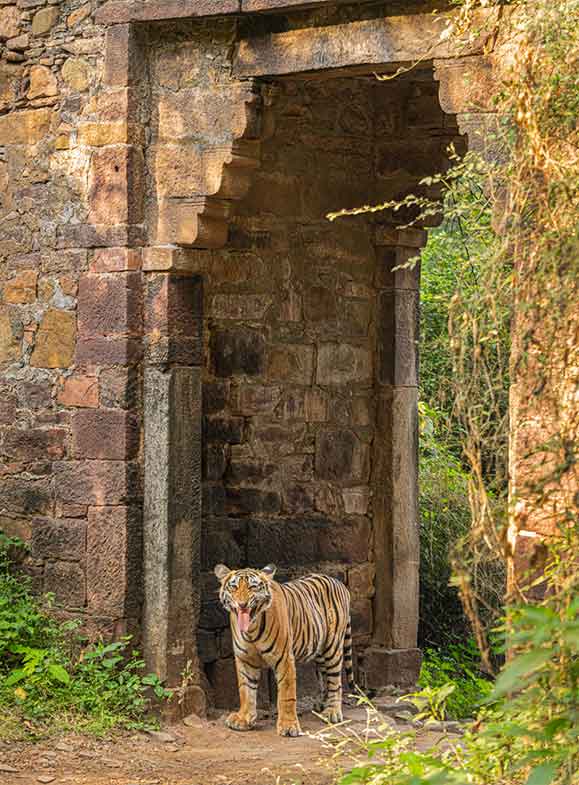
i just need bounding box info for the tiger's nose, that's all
[238,602,248,610]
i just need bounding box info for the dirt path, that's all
[0,707,448,785]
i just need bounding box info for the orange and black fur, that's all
[214,563,354,737]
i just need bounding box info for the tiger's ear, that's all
[214,564,231,582]
[261,564,277,581]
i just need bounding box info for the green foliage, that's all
[416,640,493,720]
[0,534,170,739]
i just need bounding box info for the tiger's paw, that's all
[225,712,256,732]
[277,719,302,737]
[321,707,343,724]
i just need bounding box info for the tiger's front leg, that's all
[274,654,302,737]
[226,658,261,732]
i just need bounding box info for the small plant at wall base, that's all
[0,533,170,739]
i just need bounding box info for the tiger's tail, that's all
[344,618,355,689]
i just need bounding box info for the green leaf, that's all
[491,649,553,698]
[48,663,70,685]
[4,668,26,686]
[526,763,558,785]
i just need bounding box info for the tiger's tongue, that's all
[237,609,251,633]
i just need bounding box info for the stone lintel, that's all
[95,0,378,25]
[234,9,497,78]
[96,0,240,25]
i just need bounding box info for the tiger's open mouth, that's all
[237,607,253,633]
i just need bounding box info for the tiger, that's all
[214,562,354,737]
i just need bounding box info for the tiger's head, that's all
[214,564,276,633]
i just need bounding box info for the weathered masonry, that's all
[0,0,508,710]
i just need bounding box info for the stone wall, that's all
[1,0,484,709]
[0,0,145,641]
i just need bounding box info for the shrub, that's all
[0,532,169,739]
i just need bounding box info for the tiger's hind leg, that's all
[314,660,328,714]
[320,638,345,724]
[226,659,260,732]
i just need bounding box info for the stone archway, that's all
[89,0,501,708]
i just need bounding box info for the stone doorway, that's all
[136,14,464,706]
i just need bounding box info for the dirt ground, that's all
[0,707,450,785]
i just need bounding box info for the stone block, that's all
[78,273,141,337]
[226,456,276,485]
[202,381,228,414]
[3,270,37,303]
[142,246,197,273]
[143,273,202,339]
[435,56,496,114]
[0,107,52,145]
[27,65,57,99]
[303,285,336,322]
[17,382,52,411]
[96,0,239,24]
[315,430,370,483]
[54,460,135,505]
[361,647,422,689]
[343,301,371,337]
[75,336,141,367]
[31,517,86,561]
[211,329,265,378]
[377,290,419,387]
[198,629,219,663]
[103,22,142,87]
[31,309,76,369]
[250,421,306,457]
[44,560,86,607]
[2,428,66,461]
[282,483,315,515]
[31,6,58,36]
[99,367,139,409]
[247,517,370,567]
[204,417,244,444]
[58,374,99,408]
[201,517,247,570]
[209,657,241,710]
[375,247,420,291]
[210,294,272,321]
[203,445,227,481]
[61,57,91,92]
[224,488,281,517]
[268,344,314,385]
[280,454,313,482]
[231,384,282,416]
[0,476,51,515]
[90,248,141,273]
[88,146,144,225]
[342,487,371,516]
[157,84,252,144]
[351,599,373,637]
[67,2,91,27]
[87,505,141,615]
[71,409,139,460]
[348,563,376,600]
[0,6,21,40]
[0,308,21,364]
[0,391,17,423]
[78,121,144,147]
[316,343,372,386]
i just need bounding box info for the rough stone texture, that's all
[87,505,141,615]
[143,366,203,685]
[0,0,510,710]
[361,647,422,689]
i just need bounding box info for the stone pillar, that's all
[142,251,204,701]
[363,226,423,689]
